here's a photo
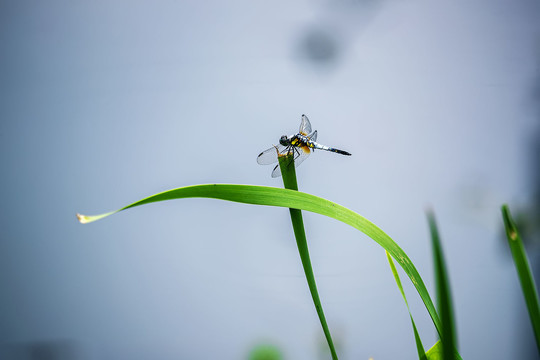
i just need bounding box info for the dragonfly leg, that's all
[293,147,301,160]
[283,146,296,167]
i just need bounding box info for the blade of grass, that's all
[502,204,540,353]
[386,251,426,359]
[278,153,338,359]
[427,210,458,360]
[77,184,444,341]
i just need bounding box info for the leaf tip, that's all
[501,204,518,241]
[76,212,113,224]
[424,205,435,218]
[76,213,90,224]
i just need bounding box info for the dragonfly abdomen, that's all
[311,141,351,156]
[328,147,351,156]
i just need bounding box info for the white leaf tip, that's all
[76,213,90,224]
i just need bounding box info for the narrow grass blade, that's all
[502,204,540,353]
[427,210,458,360]
[78,184,443,339]
[386,251,426,359]
[278,153,338,359]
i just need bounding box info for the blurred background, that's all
[1,0,539,359]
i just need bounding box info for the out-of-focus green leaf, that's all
[248,344,283,360]
[502,204,540,354]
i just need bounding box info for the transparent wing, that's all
[308,130,317,142]
[271,145,311,178]
[292,145,311,168]
[299,114,312,136]
[271,164,282,178]
[257,144,287,165]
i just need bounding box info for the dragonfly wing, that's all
[270,145,311,177]
[271,164,282,178]
[308,130,317,142]
[257,144,287,165]
[292,145,311,168]
[299,114,312,136]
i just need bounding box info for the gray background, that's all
[1,0,539,359]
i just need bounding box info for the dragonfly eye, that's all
[279,135,288,146]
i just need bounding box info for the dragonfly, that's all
[257,114,351,178]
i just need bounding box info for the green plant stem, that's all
[278,154,338,360]
[502,205,540,354]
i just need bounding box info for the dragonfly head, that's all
[279,135,289,146]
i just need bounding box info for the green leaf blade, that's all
[427,210,458,360]
[502,204,540,354]
[78,183,442,339]
[386,251,426,359]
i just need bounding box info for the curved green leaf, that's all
[78,183,442,338]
